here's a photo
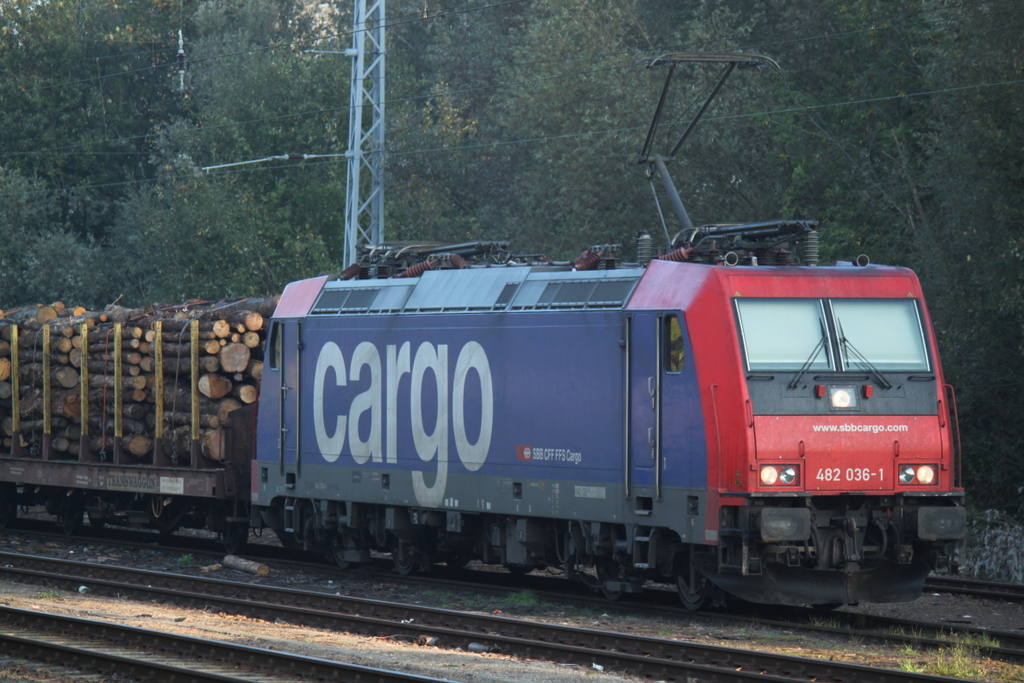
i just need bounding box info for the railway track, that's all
[0,602,452,683]
[0,550,1009,683]
[5,523,1024,662]
[925,575,1024,601]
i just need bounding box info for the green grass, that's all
[898,644,917,657]
[36,591,62,600]
[926,642,985,680]
[899,659,924,673]
[807,615,842,629]
[950,631,1000,649]
[506,589,540,606]
[177,554,195,567]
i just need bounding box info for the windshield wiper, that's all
[788,320,828,390]
[836,318,893,390]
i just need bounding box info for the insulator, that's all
[338,264,361,280]
[398,258,436,278]
[804,230,819,266]
[659,246,695,263]
[774,248,791,265]
[450,254,468,269]
[636,232,654,265]
[572,249,601,271]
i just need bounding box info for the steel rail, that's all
[0,551,990,683]
[0,602,455,683]
[925,575,1024,601]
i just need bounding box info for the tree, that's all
[0,166,105,308]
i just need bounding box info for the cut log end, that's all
[223,555,269,576]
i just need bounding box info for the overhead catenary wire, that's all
[26,72,1024,197]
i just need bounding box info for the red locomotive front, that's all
[637,260,966,607]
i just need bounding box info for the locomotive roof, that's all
[278,265,647,318]
[274,260,923,319]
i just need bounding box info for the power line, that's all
[28,74,1024,196]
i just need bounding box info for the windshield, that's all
[831,299,929,371]
[735,299,833,371]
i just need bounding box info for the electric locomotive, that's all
[250,230,965,608]
[250,52,964,608]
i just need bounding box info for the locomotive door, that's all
[627,312,661,496]
[273,319,302,474]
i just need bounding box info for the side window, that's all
[268,321,282,370]
[665,314,684,373]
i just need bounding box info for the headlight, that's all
[899,464,938,486]
[828,385,858,410]
[760,465,799,486]
[916,465,936,485]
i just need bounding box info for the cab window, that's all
[735,299,833,371]
[665,314,684,373]
[268,321,282,370]
[830,299,929,371]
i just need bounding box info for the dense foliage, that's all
[0,0,1021,512]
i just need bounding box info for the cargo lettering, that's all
[313,341,493,507]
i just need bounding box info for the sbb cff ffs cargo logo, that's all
[313,340,493,508]
[516,445,533,461]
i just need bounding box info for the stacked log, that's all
[0,296,277,462]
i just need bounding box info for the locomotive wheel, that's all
[329,533,360,570]
[676,572,710,611]
[442,550,472,569]
[392,541,424,576]
[393,554,417,576]
[596,560,626,601]
[273,529,301,550]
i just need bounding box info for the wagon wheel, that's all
[59,492,84,536]
[0,498,16,530]
[676,571,710,611]
[60,508,83,536]
[223,522,249,554]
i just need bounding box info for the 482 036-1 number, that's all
[815,467,884,482]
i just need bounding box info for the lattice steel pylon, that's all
[344,0,386,266]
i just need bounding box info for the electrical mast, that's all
[344,0,386,266]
